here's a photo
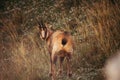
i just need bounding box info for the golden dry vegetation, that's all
[0,0,120,80]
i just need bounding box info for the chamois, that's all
[37,20,74,80]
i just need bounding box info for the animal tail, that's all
[62,38,67,46]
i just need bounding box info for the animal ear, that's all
[45,23,53,29]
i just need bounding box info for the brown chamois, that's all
[37,20,74,80]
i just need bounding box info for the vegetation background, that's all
[0,0,120,80]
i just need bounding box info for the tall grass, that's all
[0,0,120,80]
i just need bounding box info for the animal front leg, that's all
[51,55,57,80]
[49,55,53,77]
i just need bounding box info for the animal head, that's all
[37,19,48,40]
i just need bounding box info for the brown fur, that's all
[38,21,74,80]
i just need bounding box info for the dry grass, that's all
[0,0,120,80]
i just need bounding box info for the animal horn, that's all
[36,18,45,28]
[40,19,45,28]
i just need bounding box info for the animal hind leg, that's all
[66,54,72,77]
[57,57,65,75]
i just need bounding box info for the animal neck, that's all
[45,28,54,42]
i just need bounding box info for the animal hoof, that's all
[57,69,62,75]
[67,72,72,77]
[49,72,52,77]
